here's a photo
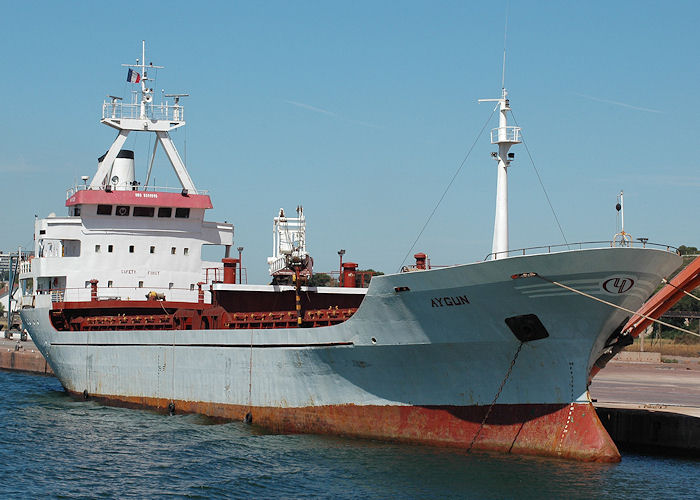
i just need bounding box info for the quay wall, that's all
[596,406,699,456]
[0,342,53,376]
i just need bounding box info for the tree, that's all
[678,245,699,256]
[659,243,700,342]
[308,273,335,287]
[356,269,384,287]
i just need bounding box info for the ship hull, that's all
[22,247,681,461]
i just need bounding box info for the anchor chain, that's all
[467,341,524,453]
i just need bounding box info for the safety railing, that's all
[490,126,521,144]
[484,241,679,261]
[37,286,203,304]
[66,184,209,198]
[102,101,185,122]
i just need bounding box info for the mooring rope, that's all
[514,273,700,338]
[661,277,700,303]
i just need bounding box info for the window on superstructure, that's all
[97,205,112,215]
[150,246,155,254]
[129,245,134,253]
[157,207,172,218]
[73,206,81,216]
[108,280,113,288]
[171,247,176,255]
[184,248,189,256]
[133,206,155,217]
[168,283,174,289]
[108,245,113,253]
[175,208,190,218]
[95,245,101,253]
[138,281,143,288]
[116,206,130,216]
[190,284,195,290]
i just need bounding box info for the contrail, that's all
[285,100,337,117]
[573,92,663,114]
[285,100,382,129]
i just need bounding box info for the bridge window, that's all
[175,207,190,218]
[97,205,112,215]
[108,245,113,253]
[95,245,101,253]
[133,206,155,217]
[129,245,134,253]
[150,246,155,254]
[184,248,189,256]
[158,207,172,218]
[171,247,176,255]
[116,206,130,216]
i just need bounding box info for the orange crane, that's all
[590,255,700,380]
[623,255,700,338]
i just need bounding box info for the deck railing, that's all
[38,286,203,304]
[490,126,521,144]
[66,184,209,198]
[483,241,678,261]
[102,101,185,122]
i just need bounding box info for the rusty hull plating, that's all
[69,390,619,462]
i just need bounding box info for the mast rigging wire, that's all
[397,105,498,271]
[510,110,569,246]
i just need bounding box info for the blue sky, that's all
[1,1,698,283]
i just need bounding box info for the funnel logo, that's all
[602,276,635,294]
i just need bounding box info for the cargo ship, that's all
[19,43,681,462]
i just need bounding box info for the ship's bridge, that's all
[66,185,213,215]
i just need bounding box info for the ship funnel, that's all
[98,150,135,191]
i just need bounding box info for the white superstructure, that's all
[19,42,233,306]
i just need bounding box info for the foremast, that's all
[89,41,196,193]
[479,88,521,260]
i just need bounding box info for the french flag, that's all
[127,69,141,83]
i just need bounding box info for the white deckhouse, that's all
[20,42,233,307]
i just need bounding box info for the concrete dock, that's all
[590,356,700,455]
[0,337,53,376]
[1,336,698,456]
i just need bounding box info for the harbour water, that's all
[1,370,697,499]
